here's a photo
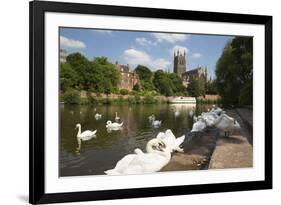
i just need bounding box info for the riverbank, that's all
[60,90,221,105]
[160,108,253,172]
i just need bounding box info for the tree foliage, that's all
[135,65,154,91]
[152,70,184,96]
[215,37,253,106]
[187,77,206,97]
[62,53,119,94]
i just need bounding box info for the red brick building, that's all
[115,63,139,90]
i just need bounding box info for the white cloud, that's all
[151,33,189,43]
[124,48,170,70]
[135,37,156,47]
[191,53,202,58]
[170,45,189,56]
[60,36,86,49]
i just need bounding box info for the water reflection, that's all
[60,103,211,176]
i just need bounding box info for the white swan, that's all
[106,120,123,129]
[152,120,162,127]
[156,130,184,153]
[211,107,223,115]
[189,108,195,117]
[191,118,207,132]
[213,114,241,137]
[115,112,120,122]
[76,123,97,140]
[201,112,219,127]
[104,138,170,175]
[193,115,198,122]
[95,113,102,120]
[174,110,180,117]
[148,114,155,122]
[75,123,97,151]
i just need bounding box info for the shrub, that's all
[87,95,98,105]
[143,94,155,104]
[120,89,129,95]
[63,89,80,104]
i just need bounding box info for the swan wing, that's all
[105,154,136,175]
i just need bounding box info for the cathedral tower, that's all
[173,49,186,77]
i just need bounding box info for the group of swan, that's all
[190,107,241,137]
[105,129,185,175]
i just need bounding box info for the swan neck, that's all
[77,126,81,138]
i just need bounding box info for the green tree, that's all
[215,37,253,106]
[167,73,185,94]
[153,70,174,96]
[66,53,90,88]
[135,65,154,91]
[60,62,79,91]
[206,80,217,95]
[187,78,206,97]
[63,89,80,104]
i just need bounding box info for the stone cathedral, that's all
[173,49,208,87]
[173,49,186,77]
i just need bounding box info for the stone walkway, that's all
[208,109,253,169]
[160,108,253,171]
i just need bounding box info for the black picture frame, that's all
[29,0,272,204]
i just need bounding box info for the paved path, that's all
[161,108,253,172]
[161,129,217,171]
[208,109,253,169]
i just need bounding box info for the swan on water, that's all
[104,138,170,175]
[189,108,195,117]
[95,113,102,120]
[106,120,123,129]
[148,114,155,122]
[174,110,180,117]
[75,123,97,151]
[152,119,162,127]
[115,112,120,122]
[213,114,241,137]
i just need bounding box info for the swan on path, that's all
[75,123,97,151]
[191,118,207,133]
[213,114,241,137]
[106,120,123,129]
[115,112,120,122]
[156,130,184,153]
[193,115,198,122]
[104,138,171,175]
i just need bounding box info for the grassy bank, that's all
[60,89,221,105]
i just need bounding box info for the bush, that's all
[120,89,129,95]
[143,94,155,104]
[87,95,98,105]
[63,89,80,104]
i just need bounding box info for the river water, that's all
[59,103,210,176]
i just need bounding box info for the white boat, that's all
[169,97,196,104]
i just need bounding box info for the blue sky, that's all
[60,28,234,79]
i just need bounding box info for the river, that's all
[59,103,210,176]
